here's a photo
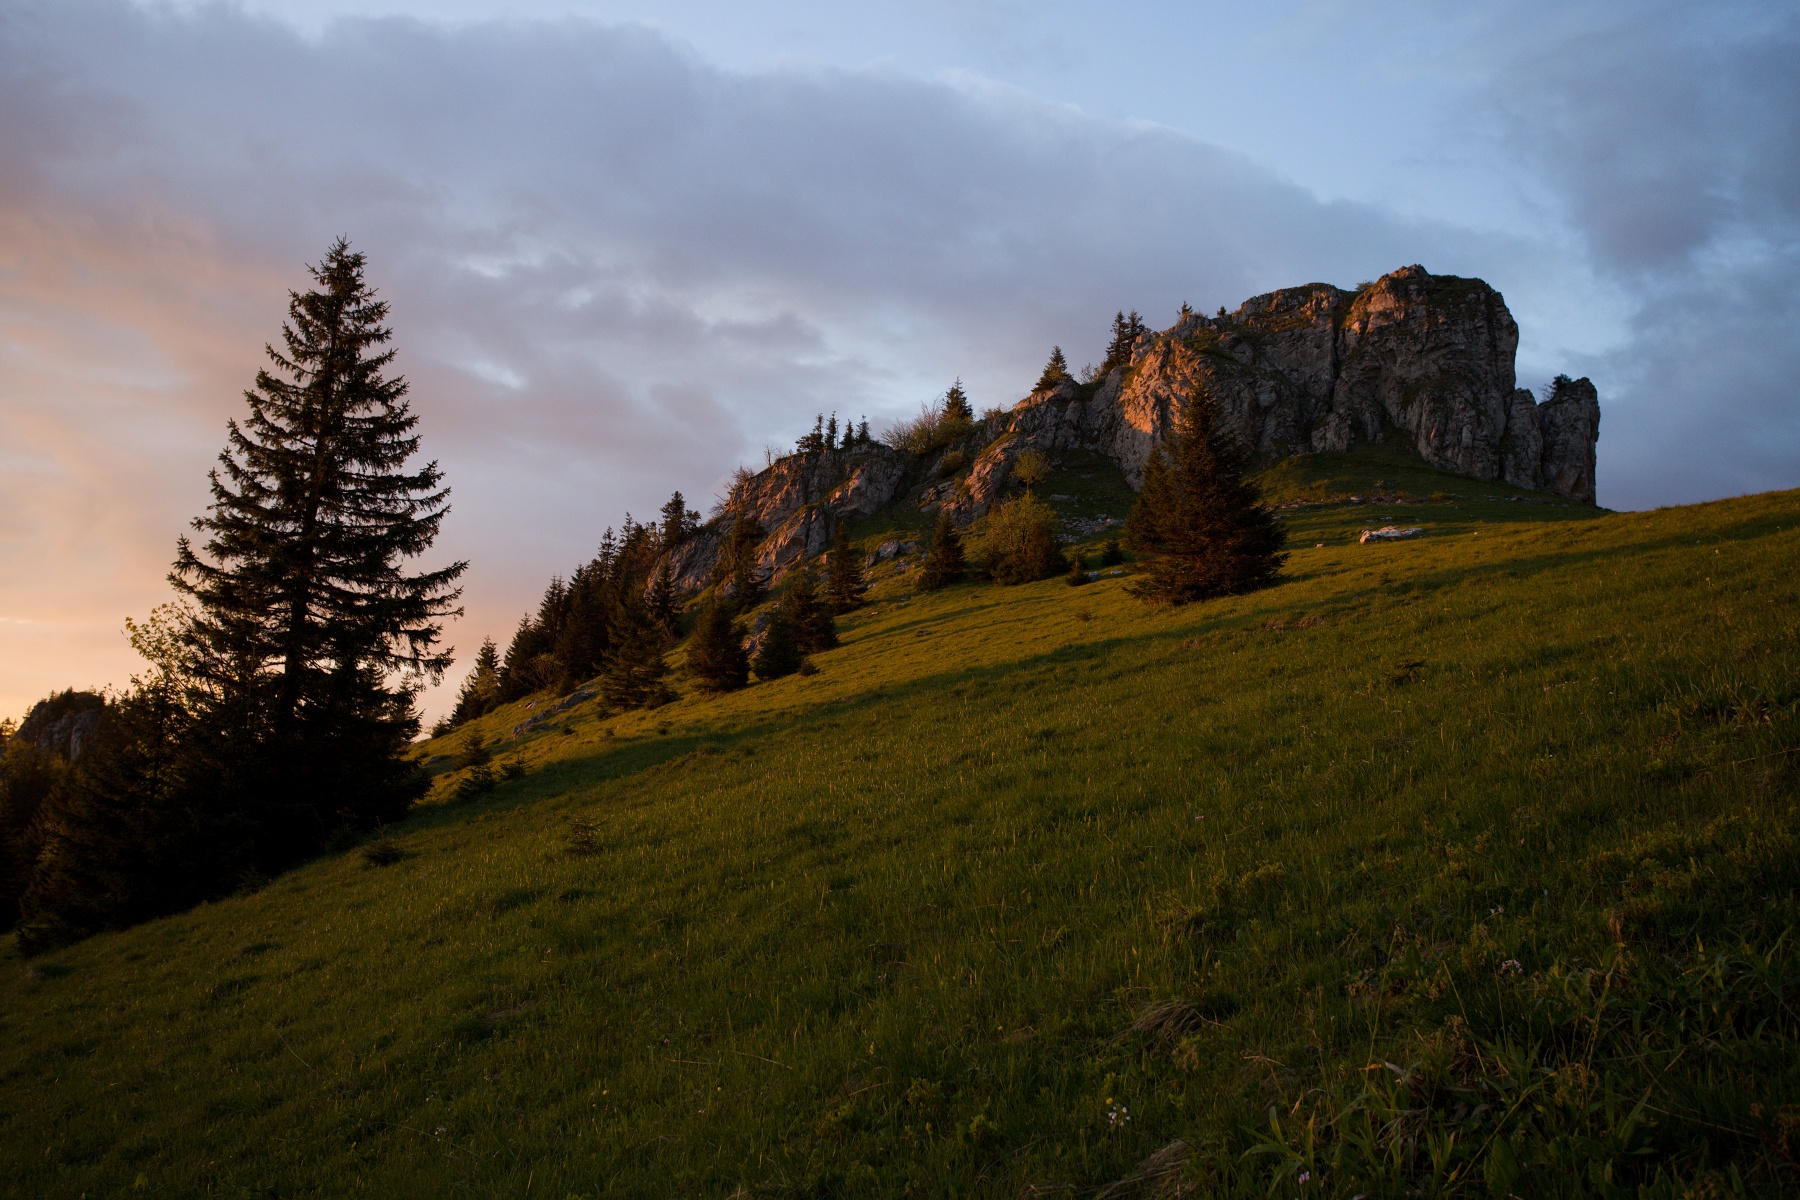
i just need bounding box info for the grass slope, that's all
[4,461,1799,1198]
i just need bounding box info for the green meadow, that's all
[3,452,1798,1197]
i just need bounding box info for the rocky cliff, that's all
[672,264,1600,591]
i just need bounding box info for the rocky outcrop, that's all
[660,265,1600,593]
[1533,376,1601,505]
[13,690,106,760]
[939,266,1599,527]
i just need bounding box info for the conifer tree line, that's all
[796,412,874,456]
[448,506,687,728]
[0,240,464,951]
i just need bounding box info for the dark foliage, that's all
[658,491,699,549]
[452,729,492,770]
[1100,310,1148,375]
[647,560,679,640]
[919,511,966,591]
[1035,346,1070,391]
[1066,552,1090,587]
[14,242,462,950]
[1124,386,1287,605]
[718,517,769,614]
[15,688,207,953]
[1100,538,1124,566]
[974,496,1064,585]
[165,238,459,860]
[447,638,501,727]
[797,414,828,456]
[0,702,88,931]
[782,568,838,655]
[686,603,749,693]
[489,515,668,710]
[826,525,868,613]
[601,589,673,711]
[942,379,973,425]
[751,609,803,680]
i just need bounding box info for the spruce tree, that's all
[751,609,803,680]
[1035,346,1070,391]
[1015,516,1064,583]
[448,637,501,726]
[659,491,697,548]
[1101,311,1149,374]
[1067,551,1091,587]
[825,525,868,613]
[601,592,672,710]
[647,560,679,640]
[169,239,464,863]
[943,379,973,425]
[1123,386,1287,605]
[919,510,966,591]
[783,568,838,654]
[686,603,749,692]
[719,518,768,613]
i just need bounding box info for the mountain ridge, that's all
[671,264,1600,593]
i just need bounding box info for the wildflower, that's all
[1500,958,1523,977]
[1298,1171,1311,1185]
[1490,905,1505,916]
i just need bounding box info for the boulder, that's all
[1359,526,1424,544]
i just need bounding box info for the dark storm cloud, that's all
[1484,1,1800,507]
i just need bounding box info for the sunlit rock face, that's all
[662,265,1601,591]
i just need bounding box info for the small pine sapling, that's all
[1100,539,1124,566]
[1067,552,1090,587]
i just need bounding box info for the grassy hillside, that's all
[4,457,1798,1198]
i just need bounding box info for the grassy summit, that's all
[3,450,1798,1197]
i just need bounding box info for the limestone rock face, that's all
[1534,376,1601,505]
[1101,265,1596,502]
[656,264,1599,595]
[665,445,912,593]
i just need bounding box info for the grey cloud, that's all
[4,0,1738,719]
[1478,1,1800,507]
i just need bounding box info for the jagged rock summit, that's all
[676,265,1600,591]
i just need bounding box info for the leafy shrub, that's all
[965,495,1063,585]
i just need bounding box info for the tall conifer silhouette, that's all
[171,239,464,855]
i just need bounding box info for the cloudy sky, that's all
[2,0,1795,724]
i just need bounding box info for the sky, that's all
[2,0,1796,725]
